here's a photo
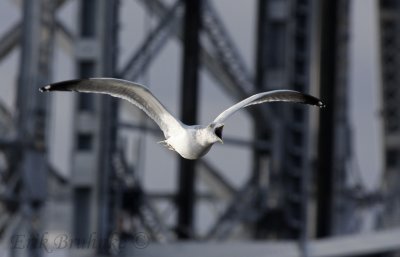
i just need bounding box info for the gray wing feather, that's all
[213,90,324,124]
[40,78,183,138]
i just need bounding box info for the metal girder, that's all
[329,0,357,235]
[133,0,274,135]
[0,212,10,235]
[176,0,202,239]
[16,0,56,200]
[113,150,174,242]
[316,0,339,238]
[68,0,117,255]
[96,0,120,254]
[205,180,262,240]
[198,160,236,201]
[202,0,253,93]
[125,0,253,97]
[0,22,21,61]
[138,198,175,242]
[0,213,22,246]
[378,0,400,231]
[0,101,14,136]
[280,0,314,242]
[54,19,75,55]
[148,192,216,201]
[10,0,57,256]
[119,0,182,81]
[251,1,270,240]
[115,155,235,240]
[135,0,263,104]
[0,0,72,62]
[0,21,74,62]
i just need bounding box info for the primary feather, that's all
[40,78,183,138]
[213,90,324,124]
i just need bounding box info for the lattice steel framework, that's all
[250,0,317,239]
[378,0,400,229]
[0,0,383,256]
[70,1,119,256]
[0,0,57,256]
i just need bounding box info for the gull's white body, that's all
[40,78,324,160]
[163,125,215,160]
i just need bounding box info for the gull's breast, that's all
[168,130,212,160]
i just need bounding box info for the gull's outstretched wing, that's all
[213,90,324,124]
[40,78,183,138]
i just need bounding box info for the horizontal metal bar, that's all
[147,192,217,201]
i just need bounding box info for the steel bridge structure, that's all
[0,0,396,256]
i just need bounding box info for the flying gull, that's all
[40,78,324,159]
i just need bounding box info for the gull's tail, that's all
[158,140,175,151]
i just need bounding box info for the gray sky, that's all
[0,0,383,232]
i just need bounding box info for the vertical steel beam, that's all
[71,0,99,249]
[254,0,269,94]
[252,0,272,239]
[176,0,202,239]
[316,0,338,238]
[283,0,314,242]
[71,1,119,256]
[252,0,271,178]
[331,0,355,235]
[251,0,315,241]
[97,0,119,254]
[15,0,55,256]
[378,0,400,230]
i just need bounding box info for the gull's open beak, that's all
[214,124,224,144]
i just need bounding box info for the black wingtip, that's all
[39,79,88,93]
[302,93,325,109]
